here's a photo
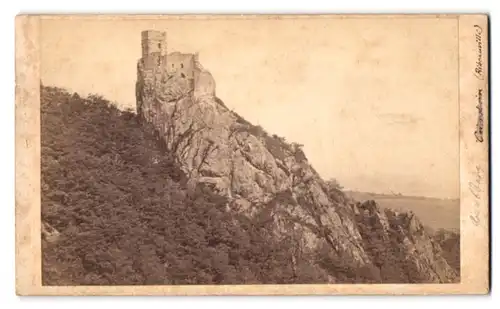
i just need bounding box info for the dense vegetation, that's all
[41,86,332,285]
[433,229,460,274]
[355,207,427,283]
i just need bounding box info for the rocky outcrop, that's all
[42,221,60,243]
[355,201,458,282]
[136,58,459,283]
[432,228,461,275]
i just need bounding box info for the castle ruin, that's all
[137,30,216,101]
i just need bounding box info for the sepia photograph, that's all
[15,14,489,295]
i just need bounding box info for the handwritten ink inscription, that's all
[475,88,484,142]
[468,26,487,227]
[469,164,484,226]
[473,25,485,143]
[474,25,484,80]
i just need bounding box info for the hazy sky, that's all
[40,16,459,198]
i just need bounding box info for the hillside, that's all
[41,82,459,285]
[41,86,335,285]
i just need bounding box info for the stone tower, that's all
[141,30,167,70]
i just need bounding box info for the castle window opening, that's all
[181,73,186,78]
[172,64,174,68]
[158,43,161,49]
[181,63,184,68]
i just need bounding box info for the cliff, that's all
[135,60,459,283]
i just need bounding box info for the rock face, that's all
[355,201,458,282]
[136,55,459,283]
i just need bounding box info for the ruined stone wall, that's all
[166,52,196,80]
[141,52,168,72]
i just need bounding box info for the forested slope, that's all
[41,86,331,285]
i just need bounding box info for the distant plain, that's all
[346,191,460,232]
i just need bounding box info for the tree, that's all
[326,178,343,190]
